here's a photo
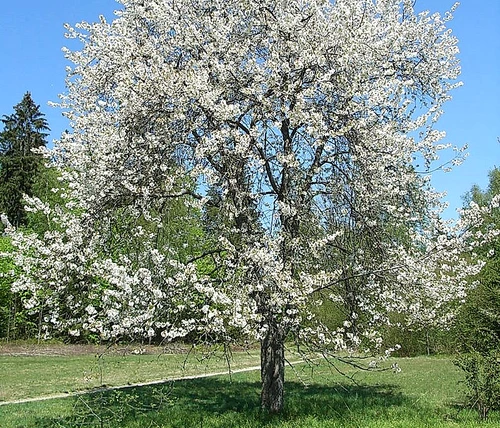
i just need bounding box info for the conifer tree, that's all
[0,92,50,227]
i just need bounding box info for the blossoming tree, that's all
[5,0,492,413]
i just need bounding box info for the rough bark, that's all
[260,323,285,413]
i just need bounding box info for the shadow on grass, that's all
[28,374,419,428]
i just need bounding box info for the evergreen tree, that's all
[0,92,50,227]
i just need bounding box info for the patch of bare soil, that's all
[0,342,190,357]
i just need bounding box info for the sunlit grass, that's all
[1,353,499,427]
[0,345,260,402]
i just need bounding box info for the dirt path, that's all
[0,343,189,357]
[0,357,312,407]
[0,364,264,406]
[0,342,310,407]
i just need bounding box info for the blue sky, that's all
[1,1,498,218]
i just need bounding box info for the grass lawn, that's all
[0,344,260,402]
[0,351,499,427]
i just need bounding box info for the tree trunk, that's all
[260,324,285,413]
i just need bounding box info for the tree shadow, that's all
[29,374,420,427]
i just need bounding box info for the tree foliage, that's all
[0,92,50,228]
[454,168,500,420]
[0,236,16,339]
[5,0,493,413]
[0,93,54,340]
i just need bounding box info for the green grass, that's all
[1,354,499,427]
[0,346,260,402]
